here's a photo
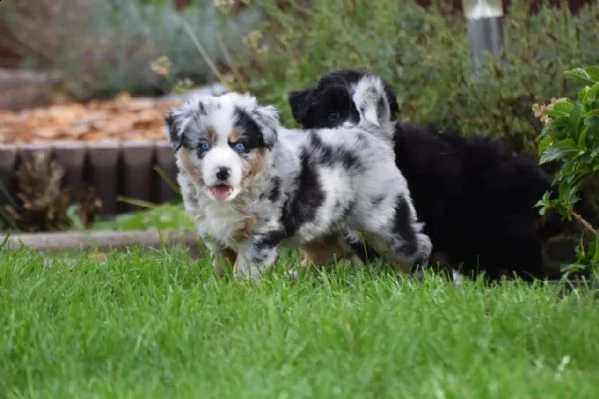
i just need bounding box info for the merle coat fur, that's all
[165,78,431,280]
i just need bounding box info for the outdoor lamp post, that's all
[462,0,504,70]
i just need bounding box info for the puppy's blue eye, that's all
[233,142,246,153]
[328,112,340,121]
[199,142,211,152]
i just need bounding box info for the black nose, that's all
[216,167,231,181]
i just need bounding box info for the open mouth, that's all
[209,184,233,200]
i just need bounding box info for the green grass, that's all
[1,248,599,399]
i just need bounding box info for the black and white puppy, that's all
[288,68,597,282]
[165,76,432,280]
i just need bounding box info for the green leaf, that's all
[154,166,182,197]
[66,205,85,230]
[537,134,553,156]
[578,126,589,148]
[584,115,599,129]
[538,145,579,164]
[567,103,583,139]
[116,196,158,210]
[583,82,599,102]
[584,66,599,83]
[551,99,575,113]
[592,235,599,263]
[560,263,587,273]
[584,118,599,146]
[556,138,579,148]
[565,67,595,86]
[578,86,590,103]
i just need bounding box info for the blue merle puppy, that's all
[164,76,432,281]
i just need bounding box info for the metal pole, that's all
[462,0,504,70]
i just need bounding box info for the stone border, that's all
[1,229,201,254]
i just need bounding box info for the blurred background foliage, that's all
[0,0,262,100]
[0,0,598,233]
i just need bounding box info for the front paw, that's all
[233,256,263,282]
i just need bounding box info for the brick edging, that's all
[0,140,179,217]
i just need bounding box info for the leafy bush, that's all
[92,203,195,232]
[536,66,599,279]
[226,0,599,159]
[0,0,262,100]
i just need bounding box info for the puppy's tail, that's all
[353,75,394,141]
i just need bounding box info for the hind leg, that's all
[360,195,432,275]
[343,230,382,266]
[362,232,431,275]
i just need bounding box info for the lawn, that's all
[1,247,598,399]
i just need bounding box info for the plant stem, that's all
[572,211,598,236]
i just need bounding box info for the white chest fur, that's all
[195,195,254,250]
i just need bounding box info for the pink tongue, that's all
[211,185,232,200]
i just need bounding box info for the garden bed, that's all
[0,93,182,217]
[0,84,226,224]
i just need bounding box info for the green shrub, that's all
[227,0,599,158]
[536,66,599,279]
[1,0,262,100]
[92,203,195,232]
[137,0,599,236]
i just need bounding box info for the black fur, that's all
[289,69,399,129]
[267,177,281,202]
[164,113,184,152]
[308,132,364,172]
[390,195,419,258]
[281,149,326,236]
[233,106,270,151]
[288,69,598,282]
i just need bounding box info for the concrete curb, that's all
[0,230,202,254]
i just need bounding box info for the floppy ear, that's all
[287,88,313,124]
[383,83,400,120]
[362,106,381,127]
[252,105,280,149]
[164,106,195,152]
[164,111,183,152]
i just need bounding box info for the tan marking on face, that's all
[242,148,268,185]
[178,149,203,183]
[229,128,241,143]
[206,126,217,143]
